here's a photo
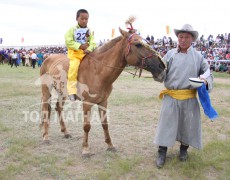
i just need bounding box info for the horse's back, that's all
[40,54,69,76]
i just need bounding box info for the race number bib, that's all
[74,28,89,44]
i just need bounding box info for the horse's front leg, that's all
[99,100,116,152]
[82,103,93,156]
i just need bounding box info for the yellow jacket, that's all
[65,24,97,52]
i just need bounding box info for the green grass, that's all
[0,65,230,179]
[95,155,142,179]
[213,71,230,78]
[110,93,154,106]
[0,65,40,78]
[214,82,230,88]
[0,122,11,132]
[215,106,230,117]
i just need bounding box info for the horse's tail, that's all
[40,57,49,76]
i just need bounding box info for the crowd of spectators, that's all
[1,33,230,73]
[144,33,230,74]
[0,46,67,68]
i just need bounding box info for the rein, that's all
[86,53,153,78]
[86,32,157,78]
[125,33,156,77]
[86,53,124,70]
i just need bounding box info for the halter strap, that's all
[125,33,137,56]
[87,33,161,78]
[125,33,158,77]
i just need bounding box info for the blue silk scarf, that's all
[198,83,218,121]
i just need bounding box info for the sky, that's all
[0,0,229,46]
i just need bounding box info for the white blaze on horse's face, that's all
[124,32,166,81]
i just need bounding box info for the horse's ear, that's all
[119,27,128,37]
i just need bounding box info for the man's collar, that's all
[177,45,192,53]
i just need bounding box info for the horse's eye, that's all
[135,43,142,48]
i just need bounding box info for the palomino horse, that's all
[39,27,166,156]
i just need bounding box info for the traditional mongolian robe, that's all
[154,46,213,149]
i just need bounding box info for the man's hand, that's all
[199,77,207,85]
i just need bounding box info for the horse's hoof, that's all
[64,134,72,139]
[43,139,51,145]
[107,147,117,152]
[81,153,95,158]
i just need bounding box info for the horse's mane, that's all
[140,41,160,56]
[94,16,136,54]
[95,35,161,59]
[95,36,122,53]
[93,15,160,58]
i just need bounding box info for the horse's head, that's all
[119,28,166,82]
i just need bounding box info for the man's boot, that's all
[179,144,189,161]
[156,146,167,168]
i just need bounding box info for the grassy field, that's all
[0,65,229,180]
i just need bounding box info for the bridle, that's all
[86,32,161,78]
[125,33,160,77]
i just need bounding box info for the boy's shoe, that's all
[68,94,77,101]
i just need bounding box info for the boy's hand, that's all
[79,43,89,50]
[84,50,91,54]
